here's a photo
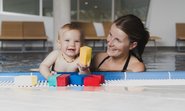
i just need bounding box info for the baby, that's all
[39,23,90,79]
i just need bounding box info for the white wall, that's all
[147,0,185,46]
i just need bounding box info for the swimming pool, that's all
[0,71,185,111]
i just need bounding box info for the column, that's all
[53,0,71,49]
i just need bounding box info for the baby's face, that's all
[58,29,81,58]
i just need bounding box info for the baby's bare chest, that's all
[54,57,78,72]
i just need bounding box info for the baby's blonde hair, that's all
[58,23,84,44]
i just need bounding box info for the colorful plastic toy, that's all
[57,74,70,86]
[48,74,60,86]
[47,73,104,87]
[69,74,86,86]
[79,46,92,66]
[14,75,38,86]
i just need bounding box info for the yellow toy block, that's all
[14,75,38,86]
[31,76,38,86]
[80,46,92,66]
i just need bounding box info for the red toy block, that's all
[84,76,101,86]
[57,74,70,86]
[91,74,105,84]
[84,74,104,86]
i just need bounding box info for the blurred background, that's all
[0,0,185,72]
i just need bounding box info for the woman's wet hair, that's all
[114,14,149,62]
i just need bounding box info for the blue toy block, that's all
[48,74,60,86]
[69,75,86,86]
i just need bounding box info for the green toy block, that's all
[48,74,60,86]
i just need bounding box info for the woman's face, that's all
[107,24,131,57]
[58,29,81,58]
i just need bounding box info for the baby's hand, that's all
[77,63,90,74]
[51,71,57,75]
[46,71,57,80]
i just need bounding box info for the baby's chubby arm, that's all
[39,50,59,79]
[77,63,91,74]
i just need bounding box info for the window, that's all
[43,0,53,17]
[115,0,150,21]
[71,0,112,22]
[3,0,39,15]
[71,0,150,22]
[2,0,53,17]
[71,0,78,20]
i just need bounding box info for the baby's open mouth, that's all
[68,49,75,52]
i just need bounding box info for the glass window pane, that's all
[3,0,39,15]
[71,0,112,22]
[71,0,78,21]
[115,0,150,22]
[43,0,53,17]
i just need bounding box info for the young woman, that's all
[91,14,149,72]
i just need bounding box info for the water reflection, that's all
[143,48,185,71]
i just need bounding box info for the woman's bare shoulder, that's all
[129,56,145,72]
[94,52,108,60]
[93,52,108,65]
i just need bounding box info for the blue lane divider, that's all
[0,72,45,81]
[170,71,185,79]
[92,72,125,80]
[126,71,170,80]
[0,71,185,81]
